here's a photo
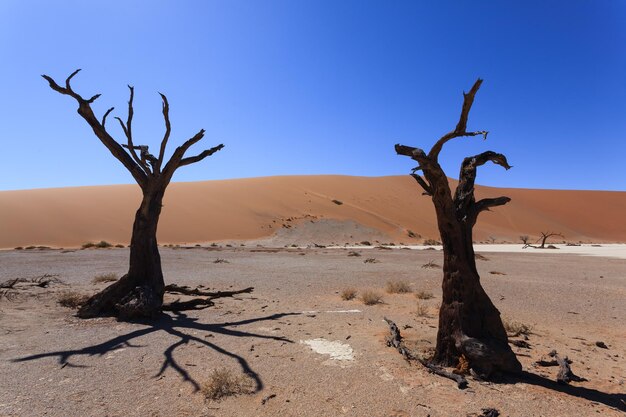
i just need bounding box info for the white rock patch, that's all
[301,338,354,361]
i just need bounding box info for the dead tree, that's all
[395,79,521,377]
[538,232,563,248]
[43,70,224,319]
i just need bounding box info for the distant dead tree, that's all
[43,70,224,319]
[538,231,563,249]
[396,79,522,377]
[520,235,533,248]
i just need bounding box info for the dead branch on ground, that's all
[383,317,468,389]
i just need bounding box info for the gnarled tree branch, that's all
[42,70,148,187]
[454,151,511,216]
[155,93,171,173]
[179,144,225,167]
[428,79,488,160]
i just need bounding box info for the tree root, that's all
[383,317,468,389]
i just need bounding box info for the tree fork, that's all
[395,79,521,377]
[44,70,224,319]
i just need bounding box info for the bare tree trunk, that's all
[78,186,166,319]
[435,219,520,375]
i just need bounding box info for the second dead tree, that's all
[396,79,522,377]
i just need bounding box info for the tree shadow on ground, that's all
[503,371,625,412]
[14,311,298,392]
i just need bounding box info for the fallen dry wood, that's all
[383,317,468,389]
[535,350,586,384]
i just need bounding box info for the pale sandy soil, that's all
[0,247,624,416]
[2,175,626,249]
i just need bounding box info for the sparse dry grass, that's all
[340,288,357,300]
[502,317,533,336]
[360,290,383,305]
[385,280,412,294]
[92,273,118,284]
[57,291,90,309]
[201,368,255,401]
[82,241,113,249]
[415,300,429,317]
[421,260,440,269]
[364,258,380,264]
[214,258,230,264]
[414,290,434,300]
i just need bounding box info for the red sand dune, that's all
[1,175,625,248]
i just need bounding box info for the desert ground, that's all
[1,244,624,416]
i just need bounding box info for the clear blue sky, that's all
[1,1,624,191]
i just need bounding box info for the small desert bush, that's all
[364,258,380,264]
[114,244,125,248]
[347,251,361,257]
[214,258,230,264]
[421,260,440,269]
[58,291,90,309]
[475,253,489,261]
[360,290,383,305]
[407,230,419,238]
[331,199,343,205]
[340,288,357,301]
[385,280,412,294]
[82,241,113,249]
[423,238,441,246]
[489,271,507,275]
[414,290,434,300]
[201,368,255,401]
[502,318,533,336]
[92,273,118,284]
[415,300,429,317]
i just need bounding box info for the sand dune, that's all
[1,175,625,248]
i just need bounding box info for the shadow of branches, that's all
[510,371,625,412]
[14,311,298,392]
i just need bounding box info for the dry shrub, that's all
[201,368,255,401]
[331,199,343,205]
[415,300,429,317]
[475,253,489,261]
[421,260,440,269]
[502,318,533,336]
[92,273,118,284]
[214,258,230,264]
[58,291,90,309]
[489,271,506,275]
[364,258,380,264]
[423,238,441,246]
[340,288,357,300]
[82,241,113,249]
[360,290,383,305]
[347,251,361,257]
[414,290,434,300]
[385,280,412,294]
